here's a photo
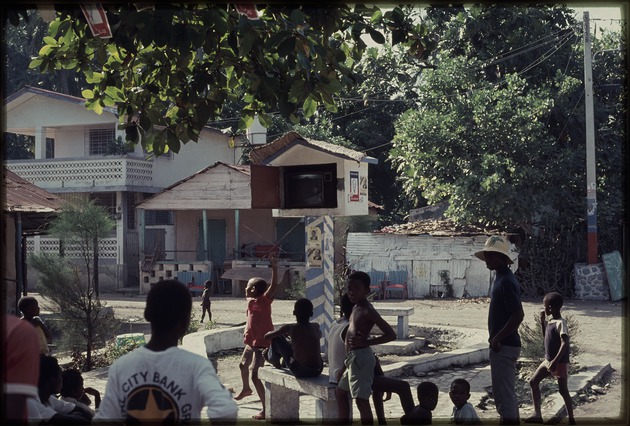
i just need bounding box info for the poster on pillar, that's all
[306,223,323,268]
[349,170,360,202]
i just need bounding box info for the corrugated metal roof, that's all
[3,167,63,235]
[249,131,371,164]
[3,168,62,213]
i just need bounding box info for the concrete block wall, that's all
[140,261,212,294]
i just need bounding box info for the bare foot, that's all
[233,389,254,400]
[252,411,265,420]
[524,416,544,424]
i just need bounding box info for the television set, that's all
[283,163,338,209]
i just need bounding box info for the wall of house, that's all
[150,132,241,188]
[3,214,18,314]
[345,233,519,298]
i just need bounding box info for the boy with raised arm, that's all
[234,253,279,421]
[336,271,397,425]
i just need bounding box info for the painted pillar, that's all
[304,215,335,353]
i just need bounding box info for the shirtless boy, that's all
[264,298,323,377]
[336,271,397,425]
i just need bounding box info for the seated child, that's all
[449,378,482,425]
[27,355,93,424]
[60,368,100,416]
[400,381,439,425]
[264,298,323,378]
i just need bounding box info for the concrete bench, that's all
[258,367,338,423]
[334,304,414,340]
[375,305,414,340]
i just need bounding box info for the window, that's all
[145,210,174,226]
[89,128,115,155]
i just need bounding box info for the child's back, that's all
[95,280,237,423]
[289,322,322,368]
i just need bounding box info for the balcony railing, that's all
[5,157,153,190]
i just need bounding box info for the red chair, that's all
[384,270,408,299]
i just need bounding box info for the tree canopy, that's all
[390,4,625,240]
[22,3,431,155]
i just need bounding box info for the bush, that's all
[519,311,581,377]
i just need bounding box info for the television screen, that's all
[283,164,337,209]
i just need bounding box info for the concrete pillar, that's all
[305,215,335,353]
[34,126,46,159]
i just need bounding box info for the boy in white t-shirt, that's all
[95,279,238,423]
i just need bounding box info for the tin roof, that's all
[376,218,499,237]
[3,168,63,234]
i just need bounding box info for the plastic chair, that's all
[384,270,408,299]
[367,270,386,300]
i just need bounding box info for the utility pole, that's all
[583,11,598,264]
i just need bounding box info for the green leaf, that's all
[303,96,317,117]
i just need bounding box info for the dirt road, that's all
[37,292,628,424]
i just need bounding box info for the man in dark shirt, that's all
[475,235,524,425]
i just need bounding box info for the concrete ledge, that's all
[382,343,489,377]
[258,367,336,400]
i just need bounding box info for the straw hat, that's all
[474,235,513,264]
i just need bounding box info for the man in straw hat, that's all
[474,235,524,425]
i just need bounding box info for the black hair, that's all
[144,280,192,331]
[18,296,38,314]
[340,293,354,319]
[250,277,268,295]
[451,378,471,393]
[204,280,212,288]
[544,291,564,309]
[60,368,83,397]
[294,298,313,323]
[348,271,370,288]
[39,355,61,388]
[417,381,439,399]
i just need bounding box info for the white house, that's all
[3,86,244,292]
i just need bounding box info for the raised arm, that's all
[264,252,279,300]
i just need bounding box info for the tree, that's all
[48,198,115,297]
[29,198,117,370]
[390,4,625,242]
[20,3,431,155]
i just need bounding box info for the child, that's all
[200,279,212,323]
[18,296,53,355]
[27,355,93,424]
[264,298,324,377]
[234,253,279,421]
[94,280,238,423]
[449,378,482,425]
[60,368,101,416]
[335,271,397,425]
[400,381,439,425]
[330,293,414,424]
[524,292,575,425]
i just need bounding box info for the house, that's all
[345,218,519,298]
[135,131,377,296]
[3,167,63,313]
[3,86,244,292]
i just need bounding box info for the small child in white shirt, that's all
[449,378,481,425]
